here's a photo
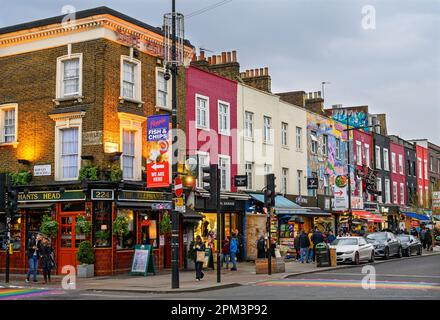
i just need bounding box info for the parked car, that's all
[330,236,375,265]
[366,232,402,259]
[397,234,422,256]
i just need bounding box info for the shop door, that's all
[58,214,80,273]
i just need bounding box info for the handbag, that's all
[196,250,205,263]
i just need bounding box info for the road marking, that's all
[313,272,440,279]
[257,279,440,291]
[0,287,65,300]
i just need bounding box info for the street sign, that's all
[334,175,348,211]
[33,165,51,176]
[174,177,183,197]
[175,196,185,212]
[147,161,170,188]
[234,175,248,187]
[307,177,318,189]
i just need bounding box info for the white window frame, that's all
[383,148,389,171]
[195,94,210,130]
[334,138,340,160]
[118,113,144,181]
[377,177,382,203]
[120,55,142,103]
[296,127,302,151]
[419,185,423,205]
[375,146,381,169]
[391,152,396,173]
[217,100,230,136]
[400,183,405,205]
[196,151,210,188]
[311,131,318,154]
[264,163,273,174]
[323,134,328,157]
[282,167,288,195]
[385,179,391,204]
[263,116,272,143]
[155,67,171,110]
[245,162,253,190]
[356,141,362,165]
[365,143,370,167]
[56,53,83,99]
[398,154,403,175]
[424,160,428,180]
[51,112,84,181]
[0,103,18,145]
[418,158,422,179]
[218,155,231,192]
[281,122,288,147]
[393,181,398,204]
[425,186,429,206]
[297,170,303,195]
[244,111,254,139]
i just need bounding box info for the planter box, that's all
[77,264,94,278]
[255,258,285,274]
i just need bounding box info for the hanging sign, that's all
[307,177,318,190]
[146,115,171,188]
[333,175,348,211]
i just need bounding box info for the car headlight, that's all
[344,251,354,254]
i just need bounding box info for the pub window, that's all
[139,211,159,248]
[56,53,83,99]
[116,209,136,250]
[26,209,53,249]
[120,56,141,102]
[0,103,18,144]
[1,216,21,250]
[93,202,112,248]
[61,202,85,212]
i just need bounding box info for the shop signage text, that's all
[91,189,114,201]
[307,178,318,189]
[17,190,86,202]
[33,165,51,176]
[234,175,248,188]
[118,190,172,202]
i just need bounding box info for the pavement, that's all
[1,250,439,296]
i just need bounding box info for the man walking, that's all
[327,230,336,244]
[299,230,310,263]
[421,228,427,249]
[230,232,238,271]
[311,228,324,262]
[26,233,42,283]
[235,229,244,262]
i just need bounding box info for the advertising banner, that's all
[432,191,440,213]
[333,175,348,211]
[146,114,171,188]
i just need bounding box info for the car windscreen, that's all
[366,233,386,241]
[398,236,410,242]
[333,239,358,246]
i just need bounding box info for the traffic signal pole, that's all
[264,174,276,276]
[216,167,221,283]
[5,189,10,283]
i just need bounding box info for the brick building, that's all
[0,7,194,275]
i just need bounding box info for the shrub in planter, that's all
[95,230,110,246]
[79,165,99,181]
[159,213,171,235]
[75,215,92,235]
[40,215,58,239]
[113,215,129,248]
[109,165,123,182]
[77,241,95,278]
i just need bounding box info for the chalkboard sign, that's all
[130,244,156,276]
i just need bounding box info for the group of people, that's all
[294,228,336,263]
[26,233,55,284]
[193,229,244,281]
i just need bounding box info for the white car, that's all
[330,236,375,265]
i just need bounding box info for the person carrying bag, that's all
[194,236,206,281]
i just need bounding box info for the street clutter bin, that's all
[315,242,330,267]
[329,247,337,267]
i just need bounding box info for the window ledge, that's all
[219,131,231,137]
[119,97,144,106]
[0,142,18,148]
[196,126,211,132]
[155,105,172,111]
[263,141,273,146]
[281,145,289,150]
[53,95,84,105]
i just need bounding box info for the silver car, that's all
[330,237,375,265]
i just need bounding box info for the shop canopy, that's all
[180,207,203,221]
[301,207,331,217]
[247,193,309,215]
[402,212,430,221]
[433,215,440,221]
[352,210,384,223]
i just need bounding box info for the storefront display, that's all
[116,209,136,250]
[313,217,335,233]
[93,201,112,247]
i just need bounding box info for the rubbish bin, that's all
[315,242,330,267]
[329,247,337,267]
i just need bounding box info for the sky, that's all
[1,0,439,144]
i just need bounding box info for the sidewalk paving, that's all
[2,250,439,293]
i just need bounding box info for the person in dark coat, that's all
[311,228,324,262]
[235,229,245,262]
[294,232,301,261]
[425,229,433,251]
[222,237,231,269]
[299,230,310,263]
[256,235,266,259]
[40,237,54,284]
[193,236,206,281]
[26,233,42,283]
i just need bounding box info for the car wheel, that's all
[369,251,375,263]
[417,246,422,255]
[353,252,360,265]
[396,246,402,258]
[384,247,390,260]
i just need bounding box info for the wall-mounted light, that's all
[108,152,123,161]
[17,159,31,165]
[104,142,119,154]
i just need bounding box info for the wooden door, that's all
[58,214,81,273]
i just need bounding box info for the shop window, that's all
[195,213,218,244]
[139,212,159,248]
[117,209,136,250]
[61,202,85,212]
[26,209,52,248]
[93,202,112,248]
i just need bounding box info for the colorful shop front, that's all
[0,184,175,276]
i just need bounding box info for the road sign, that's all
[147,161,170,188]
[175,196,185,212]
[307,177,318,189]
[174,177,183,197]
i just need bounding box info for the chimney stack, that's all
[232,50,237,62]
[227,52,232,62]
[221,52,227,64]
[200,50,205,61]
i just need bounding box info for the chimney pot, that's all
[264,67,268,76]
[227,52,232,62]
[250,69,254,77]
[200,50,205,60]
[232,50,237,62]
[221,52,227,64]
[212,55,217,64]
[255,69,259,76]
[260,68,264,76]
[217,55,221,64]
[318,91,322,98]
[192,53,197,62]
[208,56,212,64]
[246,70,250,77]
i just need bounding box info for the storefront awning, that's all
[247,193,310,215]
[17,203,56,209]
[181,207,203,221]
[352,210,383,223]
[301,207,331,217]
[433,215,440,221]
[402,212,430,221]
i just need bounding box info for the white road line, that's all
[314,272,440,279]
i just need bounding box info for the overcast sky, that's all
[1,0,439,144]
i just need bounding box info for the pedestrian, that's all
[311,228,324,262]
[194,236,206,281]
[421,228,427,249]
[327,230,336,244]
[307,230,314,263]
[26,233,42,283]
[294,232,301,261]
[229,233,238,271]
[222,237,231,269]
[299,230,310,263]
[425,228,433,251]
[207,237,215,270]
[40,236,54,284]
[256,235,266,259]
[235,229,245,262]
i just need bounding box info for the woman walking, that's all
[194,236,206,281]
[40,236,54,284]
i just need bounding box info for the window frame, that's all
[365,143,370,167]
[217,100,231,136]
[195,94,210,130]
[391,152,396,173]
[398,154,403,175]
[245,161,253,190]
[375,146,381,169]
[383,148,389,171]
[335,137,341,160]
[120,55,142,103]
[155,67,171,110]
[385,178,391,204]
[322,134,328,157]
[393,181,398,204]
[400,183,405,205]
[56,53,83,99]
[376,177,382,203]
[281,122,288,147]
[263,116,272,143]
[356,141,362,165]
[244,111,254,139]
[282,167,288,195]
[0,103,18,145]
[218,154,231,192]
[311,131,318,154]
[296,126,302,151]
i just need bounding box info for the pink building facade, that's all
[390,141,406,206]
[352,130,373,203]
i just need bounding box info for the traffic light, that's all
[202,164,219,207]
[264,173,276,208]
[6,188,18,214]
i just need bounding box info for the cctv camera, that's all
[164,71,171,81]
